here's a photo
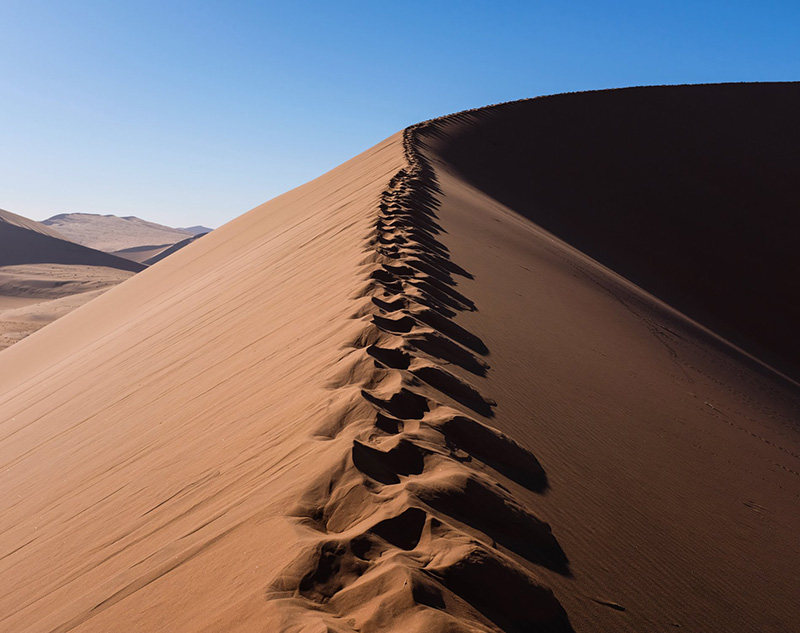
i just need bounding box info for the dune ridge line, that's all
[264,124,574,632]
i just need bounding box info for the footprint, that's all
[412,365,496,417]
[438,415,548,492]
[410,470,569,574]
[408,332,488,376]
[412,308,488,354]
[352,438,426,484]
[367,344,412,370]
[368,507,427,550]
[374,412,405,434]
[372,314,417,334]
[425,543,572,632]
[361,387,429,419]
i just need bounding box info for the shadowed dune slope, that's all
[0,208,68,239]
[143,233,207,265]
[0,215,145,272]
[421,82,800,381]
[0,84,799,633]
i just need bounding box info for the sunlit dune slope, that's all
[0,84,798,633]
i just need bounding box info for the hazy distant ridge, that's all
[42,213,195,252]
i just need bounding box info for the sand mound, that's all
[0,83,798,632]
[43,213,195,253]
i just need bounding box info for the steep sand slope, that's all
[1,84,799,633]
[43,213,194,253]
[0,130,571,633]
[424,82,800,381]
[143,233,207,265]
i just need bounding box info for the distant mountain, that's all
[42,213,194,253]
[178,225,213,235]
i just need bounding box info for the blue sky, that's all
[1,1,797,228]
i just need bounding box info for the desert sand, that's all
[0,264,135,351]
[0,83,798,632]
[0,209,143,349]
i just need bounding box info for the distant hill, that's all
[42,213,194,253]
[178,225,213,235]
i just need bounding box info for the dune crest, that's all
[265,126,571,631]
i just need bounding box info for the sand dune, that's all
[0,83,798,632]
[0,208,69,239]
[111,234,208,265]
[110,243,176,263]
[0,209,144,272]
[43,213,196,253]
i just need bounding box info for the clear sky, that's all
[2,1,798,228]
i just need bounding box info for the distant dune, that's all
[0,209,144,272]
[0,84,798,633]
[43,212,195,253]
[141,233,207,265]
[110,233,208,265]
